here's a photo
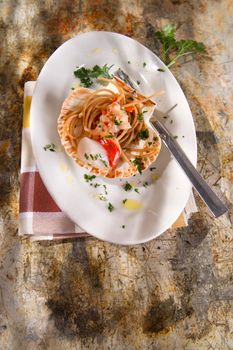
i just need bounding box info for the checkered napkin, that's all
[19,82,197,241]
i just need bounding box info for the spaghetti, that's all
[58,77,161,178]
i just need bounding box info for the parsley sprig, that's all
[74,64,113,87]
[155,24,206,68]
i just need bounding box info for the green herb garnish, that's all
[124,182,132,191]
[84,153,89,160]
[132,157,143,174]
[94,183,100,188]
[148,141,152,146]
[103,184,108,195]
[173,135,178,139]
[137,80,141,85]
[150,167,156,171]
[84,174,96,182]
[122,199,127,204]
[74,64,113,87]
[104,134,114,138]
[134,188,139,193]
[122,225,125,229]
[99,194,107,201]
[143,62,147,68]
[108,203,114,212]
[137,113,143,121]
[101,159,108,167]
[43,143,56,152]
[157,68,165,72]
[128,61,131,64]
[155,23,206,68]
[143,182,149,188]
[114,119,122,126]
[138,129,149,140]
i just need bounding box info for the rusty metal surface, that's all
[0,0,233,349]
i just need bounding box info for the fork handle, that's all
[151,120,228,218]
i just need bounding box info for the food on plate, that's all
[57,76,161,178]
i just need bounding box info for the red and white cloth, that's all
[19,82,197,241]
[19,82,87,240]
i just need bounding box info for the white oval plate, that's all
[31,31,197,245]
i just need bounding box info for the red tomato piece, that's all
[125,106,134,113]
[97,138,121,168]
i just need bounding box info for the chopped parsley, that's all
[173,135,178,139]
[138,129,149,140]
[143,110,148,113]
[86,153,103,161]
[99,194,107,201]
[134,188,139,193]
[43,143,56,152]
[74,64,113,87]
[148,141,152,146]
[114,119,122,126]
[104,134,113,138]
[132,157,143,174]
[103,184,108,195]
[94,183,100,188]
[101,159,108,167]
[153,136,159,142]
[143,181,149,188]
[143,62,147,68]
[122,199,127,204]
[84,174,96,182]
[71,87,75,90]
[124,182,132,191]
[157,68,165,72]
[122,225,125,229]
[128,61,131,64]
[137,80,141,85]
[137,113,143,121]
[108,203,114,212]
[150,167,156,171]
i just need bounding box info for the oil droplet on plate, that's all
[59,162,68,173]
[112,48,118,54]
[66,175,73,184]
[91,48,101,54]
[123,199,142,210]
[151,173,159,182]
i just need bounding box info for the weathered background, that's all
[0,0,233,349]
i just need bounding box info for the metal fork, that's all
[114,68,228,218]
